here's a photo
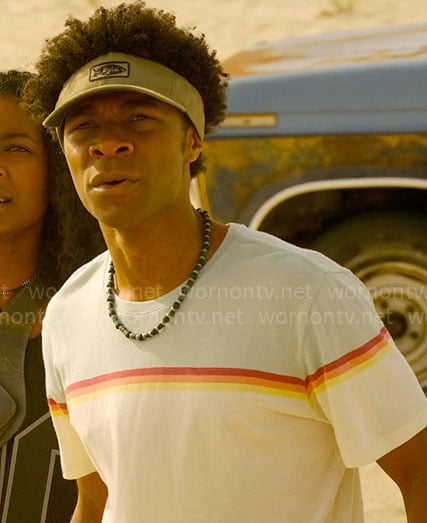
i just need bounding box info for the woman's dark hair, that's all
[23,0,228,177]
[0,70,105,289]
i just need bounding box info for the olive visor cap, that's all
[43,52,206,139]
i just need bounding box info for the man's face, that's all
[62,91,201,231]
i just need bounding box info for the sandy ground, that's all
[2,0,427,67]
[1,1,425,521]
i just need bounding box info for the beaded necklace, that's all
[106,208,211,341]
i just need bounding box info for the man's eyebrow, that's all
[0,132,36,143]
[66,95,164,121]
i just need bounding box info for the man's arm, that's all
[70,471,108,523]
[377,426,427,523]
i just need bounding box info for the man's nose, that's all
[88,126,134,158]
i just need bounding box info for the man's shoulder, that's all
[227,223,347,276]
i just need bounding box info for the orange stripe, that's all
[48,398,69,417]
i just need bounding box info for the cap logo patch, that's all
[90,61,130,82]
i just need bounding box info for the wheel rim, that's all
[351,260,427,389]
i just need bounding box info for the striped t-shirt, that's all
[43,224,427,522]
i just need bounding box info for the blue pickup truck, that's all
[200,23,427,390]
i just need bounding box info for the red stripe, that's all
[65,366,305,394]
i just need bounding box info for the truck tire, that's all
[312,210,427,391]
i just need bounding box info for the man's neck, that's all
[101,207,227,301]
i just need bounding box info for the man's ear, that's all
[185,126,203,163]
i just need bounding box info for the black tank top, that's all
[0,336,77,522]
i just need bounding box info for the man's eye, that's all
[131,113,150,122]
[74,121,96,130]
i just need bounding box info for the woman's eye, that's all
[4,144,31,153]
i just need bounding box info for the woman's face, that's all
[0,95,49,242]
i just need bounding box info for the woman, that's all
[0,70,105,522]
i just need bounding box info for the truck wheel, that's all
[312,210,427,391]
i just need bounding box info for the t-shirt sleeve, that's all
[302,269,427,468]
[42,310,97,480]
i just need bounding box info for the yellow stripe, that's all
[67,381,309,406]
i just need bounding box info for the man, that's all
[24,2,427,522]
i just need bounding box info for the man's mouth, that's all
[90,176,139,196]
[0,198,11,204]
[103,179,126,186]
[91,173,131,187]
[90,172,139,194]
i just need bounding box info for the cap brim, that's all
[43,84,187,128]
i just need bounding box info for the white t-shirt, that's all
[43,224,427,522]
